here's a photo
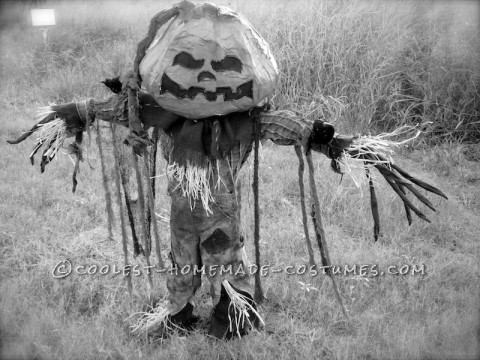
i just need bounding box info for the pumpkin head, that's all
[139,1,279,119]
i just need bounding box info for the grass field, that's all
[1,0,479,359]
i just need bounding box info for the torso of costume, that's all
[160,110,312,202]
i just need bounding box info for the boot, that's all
[169,302,199,331]
[208,283,260,340]
[149,302,199,338]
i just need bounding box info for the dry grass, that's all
[1,1,479,359]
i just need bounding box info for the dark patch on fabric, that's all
[202,228,234,254]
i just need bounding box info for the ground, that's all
[1,123,479,359]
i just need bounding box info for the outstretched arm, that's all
[259,109,337,151]
[258,109,447,240]
[7,91,179,157]
[92,92,180,131]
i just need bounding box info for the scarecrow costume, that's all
[79,88,334,339]
[8,0,447,340]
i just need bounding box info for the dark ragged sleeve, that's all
[259,110,313,146]
[93,92,179,130]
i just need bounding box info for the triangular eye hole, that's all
[211,56,242,73]
[173,52,205,69]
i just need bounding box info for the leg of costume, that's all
[167,178,259,338]
[197,192,251,302]
[198,193,260,339]
[167,192,203,310]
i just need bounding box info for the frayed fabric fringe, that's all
[168,160,226,215]
[30,116,68,162]
[337,125,421,187]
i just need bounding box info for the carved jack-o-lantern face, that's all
[139,1,279,119]
[160,52,253,103]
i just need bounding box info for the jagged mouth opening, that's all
[160,74,253,102]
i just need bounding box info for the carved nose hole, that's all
[198,71,216,82]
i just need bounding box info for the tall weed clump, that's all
[245,0,480,141]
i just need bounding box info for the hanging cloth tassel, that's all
[294,146,316,268]
[145,129,159,244]
[305,149,349,320]
[95,121,115,241]
[365,165,380,242]
[110,123,133,295]
[111,125,143,257]
[71,132,83,193]
[142,145,165,270]
[122,178,143,257]
[132,149,154,289]
[252,115,264,304]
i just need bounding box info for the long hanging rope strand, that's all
[71,132,83,193]
[110,123,132,295]
[95,121,115,241]
[142,145,164,270]
[132,150,154,289]
[253,116,264,304]
[145,128,160,263]
[110,126,143,257]
[122,5,179,261]
[305,150,348,319]
[294,146,316,268]
[122,174,143,257]
[365,165,380,242]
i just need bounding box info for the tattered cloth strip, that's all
[305,149,349,320]
[294,145,316,268]
[7,100,95,192]
[145,128,164,269]
[110,122,133,295]
[252,114,264,304]
[131,149,154,289]
[71,100,94,192]
[7,100,94,147]
[334,125,421,186]
[365,165,380,241]
[165,110,259,213]
[70,132,83,193]
[95,120,115,241]
[142,145,165,270]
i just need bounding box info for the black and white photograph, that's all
[0,0,479,359]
